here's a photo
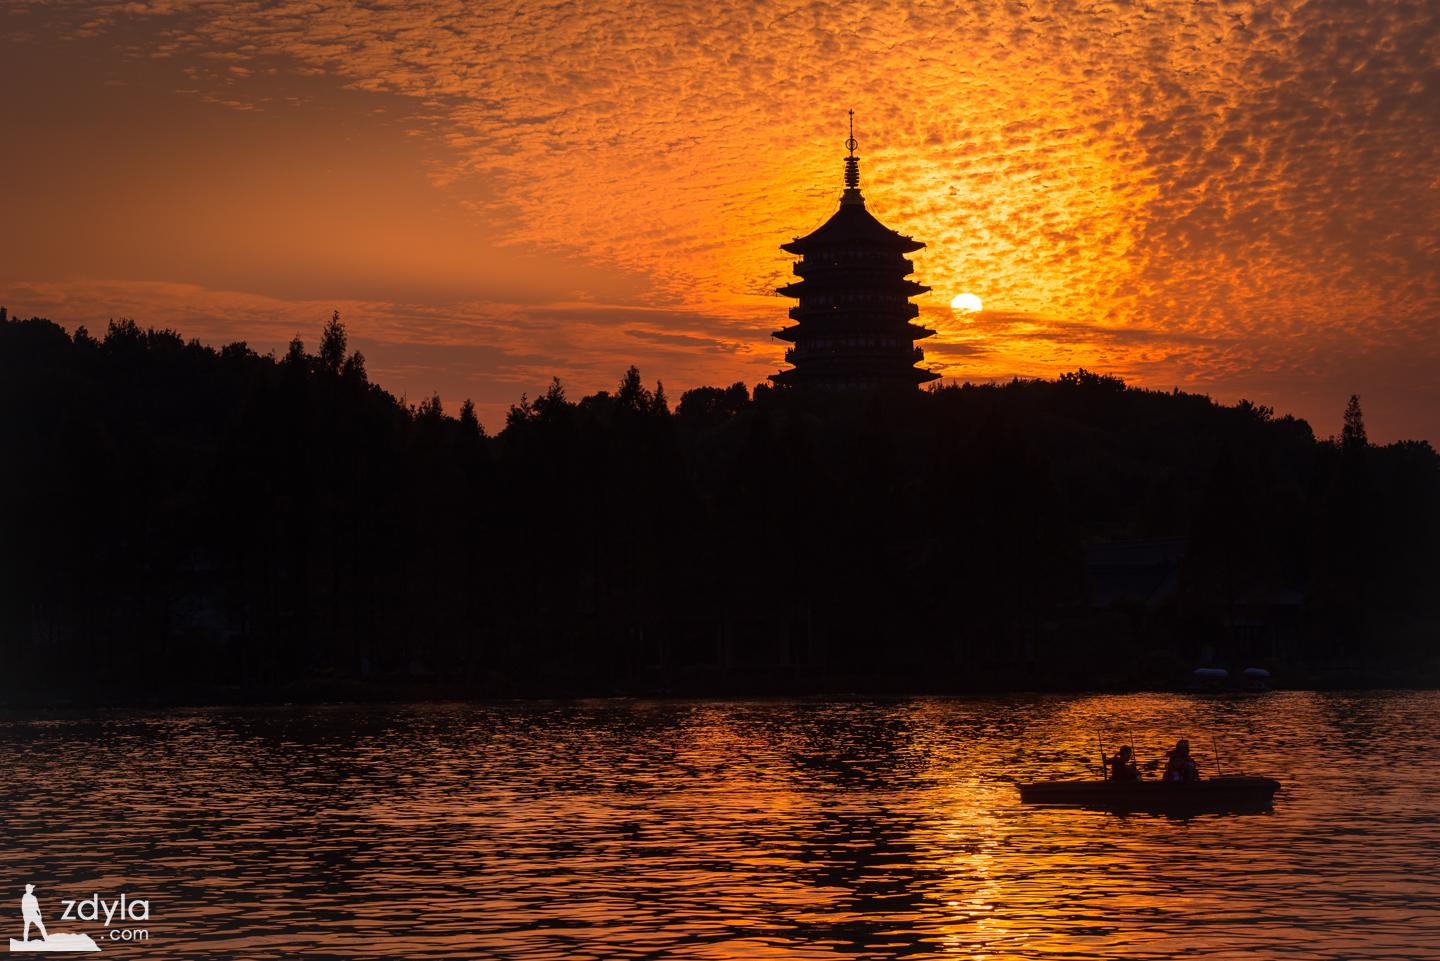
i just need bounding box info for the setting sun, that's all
[951,292,983,313]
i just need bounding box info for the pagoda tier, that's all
[770,123,939,390]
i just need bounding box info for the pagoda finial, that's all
[842,109,863,206]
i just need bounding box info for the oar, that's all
[1098,733,1107,781]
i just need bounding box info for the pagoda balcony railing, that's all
[785,331,928,350]
[785,345,928,364]
[792,249,912,270]
[789,303,921,321]
[794,257,915,276]
[781,279,929,299]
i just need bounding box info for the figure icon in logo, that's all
[20,886,47,944]
[9,886,98,953]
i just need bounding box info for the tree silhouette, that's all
[1,306,1437,701]
[1342,394,1367,452]
[284,334,307,367]
[617,365,651,412]
[342,350,367,383]
[319,310,347,374]
[459,398,483,436]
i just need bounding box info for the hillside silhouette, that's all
[3,308,1438,702]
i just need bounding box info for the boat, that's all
[1241,666,1272,692]
[1187,667,1229,692]
[1017,775,1281,813]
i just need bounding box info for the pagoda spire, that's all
[841,110,863,207]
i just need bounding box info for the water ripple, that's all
[1,693,1437,959]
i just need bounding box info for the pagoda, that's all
[771,114,939,390]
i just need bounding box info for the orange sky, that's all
[3,0,1438,440]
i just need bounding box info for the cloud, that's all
[624,328,744,352]
[4,0,1439,439]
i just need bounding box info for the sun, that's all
[950,292,983,313]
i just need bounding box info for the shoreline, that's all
[3,670,1437,711]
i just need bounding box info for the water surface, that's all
[2,693,1436,959]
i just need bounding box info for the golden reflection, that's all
[1,695,1438,956]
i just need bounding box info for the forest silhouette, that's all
[3,308,1438,702]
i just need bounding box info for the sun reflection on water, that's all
[1,693,1438,959]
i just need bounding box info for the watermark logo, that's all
[9,885,151,953]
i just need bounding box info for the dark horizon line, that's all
[3,304,1421,449]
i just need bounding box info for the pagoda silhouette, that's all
[772,113,939,390]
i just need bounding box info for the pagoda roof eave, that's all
[781,201,925,254]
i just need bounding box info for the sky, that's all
[2,0,1437,441]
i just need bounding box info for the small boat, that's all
[1017,775,1281,813]
[1188,667,1230,692]
[1241,666,1272,692]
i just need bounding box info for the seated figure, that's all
[1164,739,1200,783]
[1108,745,1140,782]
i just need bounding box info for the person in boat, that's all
[1164,739,1200,783]
[1108,745,1140,782]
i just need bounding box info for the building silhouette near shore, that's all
[772,113,939,390]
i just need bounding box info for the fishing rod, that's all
[1212,733,1223,777]
[1098,733,1107,781]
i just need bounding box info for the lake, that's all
[2,692,1437,959]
